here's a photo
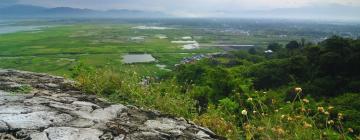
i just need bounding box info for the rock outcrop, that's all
[0,69,221,140]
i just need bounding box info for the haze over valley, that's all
[0,0,360,139]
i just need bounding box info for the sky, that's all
[2,0,360,18]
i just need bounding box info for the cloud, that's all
[0,0,19,7]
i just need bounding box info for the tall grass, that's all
[72,65,197,118]
[72,65,353,139]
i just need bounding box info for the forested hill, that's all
[72,36,360,139]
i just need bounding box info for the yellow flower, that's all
[302,99,310,103]
[257,127,265,132]
[247,98,253,102]
[287,116,294,121]
[273,127,285,135]
[271,99,276,104]
[300,108,306,112]
[317,107,325,113]
[324,111,330,115]
[295,87,302,93]
[338,113,344,120]
[243,123,252,130]
[348,128,354,133]
[241,110,248,116]
[327,120,335,125]
[303,122,313,128]
[275,109,279,113]
[328,106,334,111]
[295,115,302,120]
[281,115,286,119]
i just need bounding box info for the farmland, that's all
[0,19,359,77]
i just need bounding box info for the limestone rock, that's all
[0,69,222,139]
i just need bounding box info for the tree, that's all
[248,47,257,55]
[286,40,300,50]
[267,43,282,52]
[300,38,306,48]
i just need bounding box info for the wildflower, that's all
[241,110,248,116]
[257,127,265,132]
[244,123,252,130]
[247,98,253,102]
[302,99,310,103]
[303,122,313,128]
[295,87,302,93]
[275,109,279,113]
[328,106,334,111]
[324,111,330,115]
[327,120,335,125]
[338,113,344,120]
[286,101,291,104]
[287,116,294,121]
[281,115,286,119]
[317,107,325,113]
[272,127,285,135]
[348,128,354,133]
[300,108,306,112]
[295,115,302,120]
[263,91,267,94]
[253,111,257,114]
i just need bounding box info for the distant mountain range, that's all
[218,4,360,21]
[253,4,360,20]
[0,4,359,21]
[0,4,168,18]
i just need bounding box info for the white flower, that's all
[302,99,310,103]
[247,98,253,102]
[295,87,302,93]
[241,110,248,116]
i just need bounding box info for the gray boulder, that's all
[0,69,222,140]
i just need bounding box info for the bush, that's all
[72,64,197,118]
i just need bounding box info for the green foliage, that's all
[170,36,360,139]
[72,64,197,118]
[248,47,257,55]
[248,36,360,97]
[12,85,33,94]
[330,93,360,134]
[249,59,292,90]
[267,42,282,52]
[286,40,300,50]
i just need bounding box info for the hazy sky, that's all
[6,0,360,18]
